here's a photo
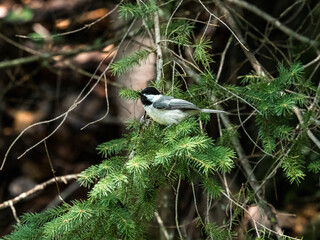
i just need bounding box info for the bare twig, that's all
[0,39,112,70]
[44,141,65,203]
[221,191,301,240]
[16,1,123,39]
[222,174,237,237]
[293,106,320,150]
[212,0,269,76]
[216,36,232,82]
[0,19,136,170]
[165,0,185,42]
[198,0,249,51]
[154,10,163,82]
[9,201,20,223]
[80,72,110,129]
[227,0,317,46]
[154,211,170,240]
[175,177,183,240]
[304,52,320,68]
[191,182,205,226]
[0,174,79,210]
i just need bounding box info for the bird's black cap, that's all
[140,87,160,95]
[139,87,161,106]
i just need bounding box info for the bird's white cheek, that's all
[145,94,162,102]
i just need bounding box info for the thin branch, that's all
[137,0,155,42]
[293,106,320,150]
[227,0,317,46]
[154,211,170,240]
[44,141,65,203]
[165,0,184,43]
[212,0,269,76]
[0,174,79,210]
[0,40,113,70]
[172,17,219,27]
[9,201,20,223]
[175,177,183,240]
[191,182,205,226]
[222,174,240,238]
[154,9,164,82]
[198,0,249,51]
[236,99,272,156]
[1,19,136,170]
[221,191,301,240]
[216,36,232,82]
[304,52,320,68]
[16,1,123,39]
[80,72,110,129]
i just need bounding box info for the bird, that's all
[139,87,227,126]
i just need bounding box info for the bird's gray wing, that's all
[153,96,200,110]
[168,99,201,110]
[152,96,173,109]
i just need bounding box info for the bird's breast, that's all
[144,105,198,125]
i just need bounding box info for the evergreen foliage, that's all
[118,1,159,19]
[5,115,235,239]
[193,39,214,69]
[163,20,194,45]
[110,49,153,76]
[3,1,319,239]
[236,62,317,184]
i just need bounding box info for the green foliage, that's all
[96,138,128,158]
[205,222,232,240]
[238,62,317,184]
[308,159,320,173]
[3,1,319,238]
[201,177,223,199]
[164,20,194,45]
[241,63,306,118]
[119,88,140,100]
[281,157,306,184]
[193,39,214,68]
[5,7,34,22]
[119,1,159,19]
[110,49,153,76]
[240,63,306,152]
[5,110,235,240]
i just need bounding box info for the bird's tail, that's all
[201,109,228,114]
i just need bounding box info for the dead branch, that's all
[0,174,79,210]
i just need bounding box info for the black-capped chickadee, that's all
[139,87,227,126]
